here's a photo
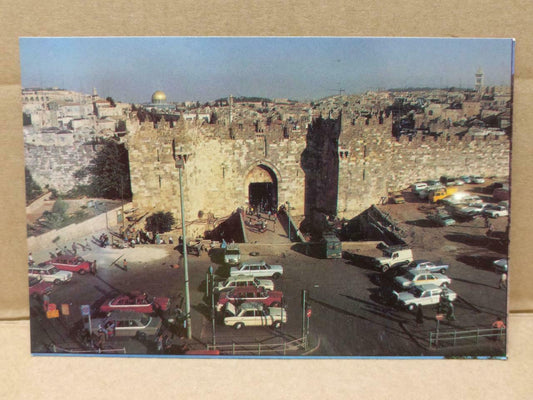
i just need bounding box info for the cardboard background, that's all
[1,1,532,398]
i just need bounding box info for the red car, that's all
[49,255,92,275]
[28,276,53,298]
[99,291,170,314]
[216,286,283,312]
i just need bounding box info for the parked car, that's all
[214,275,275,294]
[442,193,481,206]
[28,276,53,298]
[48,255,92,275]
[459,175,472,184]
[471,175,485,184]
[389,191,405,204]
[230,261,283,279]
[411,182,428,194]
[394,270,451,289]
[406,260,449,274]
[493,259,508,273]
[216,286,283,312]
[224,244,241,265]
[28,264,72,285]
[223,302,287,329]
[483,205,509,218]
[394,284,457,311]
[99,291,170,314]
[454,202,490,218]
[85,311,162,340]
[427,212,456,226]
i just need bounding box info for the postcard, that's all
[21,37,513,358]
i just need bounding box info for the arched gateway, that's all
[244,162,280,213]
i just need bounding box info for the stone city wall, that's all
[24,142,99,194]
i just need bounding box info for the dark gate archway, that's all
[244,164,278,213]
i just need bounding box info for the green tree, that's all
[83,139,132,199]
[145,211,175,234]
[25,167,43,203]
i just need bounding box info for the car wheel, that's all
[234,323,244,330]
[270,302,281,307]
[494,214,499,219]
[53,279,61,285]
[136,331,147,341]
[408,304,417,312]
[273,321,282,329]
[272,273,281,279]
[440,269,447,274]
[382,265,390,273]
[441,282,448,288]
[79,269,86,275]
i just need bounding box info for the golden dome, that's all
[151,90,167,103]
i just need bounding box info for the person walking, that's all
[492,316,506,329]
[28,252,34,266]
[91,260,97,275]
[123,258,128,271]
[498,272,507,289]
[71,242,77,256]
[416,306,424,325]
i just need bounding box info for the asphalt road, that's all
[29,186,508,357]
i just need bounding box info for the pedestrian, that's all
[498,272,507,289]
[28,252,34,266]
[483,214,489,228]
[84,238,91,250]
[63,245,69,255]
[492,316,506,329]
[123,258,128,271]
[487,223,494,237]
[42,293,50,313]
[169,236,173,244]
[155,333,164,353]
[273,218,276,232]
[56,247,62,256]
[71,242,77,255]
[91,260,97,275]
[416,307,424,325]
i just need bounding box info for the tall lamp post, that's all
[173,141,192,340]
[286,201,292,241]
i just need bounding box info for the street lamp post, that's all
[286,201,291,241]
[174,143,192,340]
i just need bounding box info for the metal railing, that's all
[429,327,506,348]
[206,337,306,356]
[50,344,127,354]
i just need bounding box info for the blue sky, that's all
[20,37,514,103]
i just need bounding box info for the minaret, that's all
[475,68,484,94]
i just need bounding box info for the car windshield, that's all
[48,267,59,274]
[409,287,423,297]
[226,249,240,255]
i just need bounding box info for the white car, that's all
[471,176,485,184]
[223,302,287,329]
[394,284,457,311]
[230,261,283,279]
[483,205,508,218]
[28,264,73,285]
[394,270,451,289]
[454,202,490,218]
[214,275,275,294]
[411,182,428,194]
